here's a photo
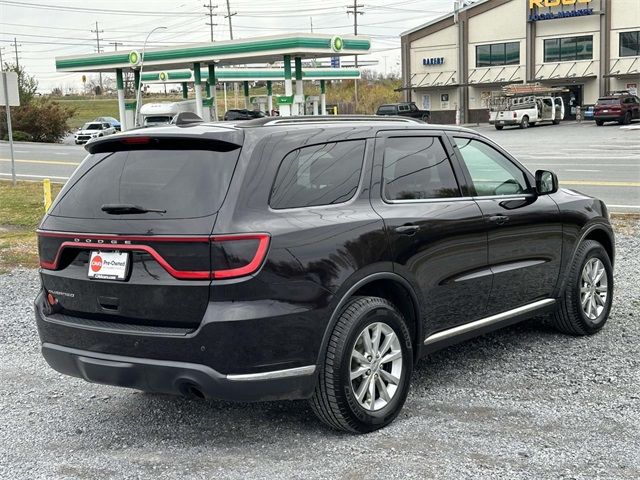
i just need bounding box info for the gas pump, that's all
[305,95,320,115]
[250,96,268,113]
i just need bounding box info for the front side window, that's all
[270,140,365,209]
[620,31,640,57]
[544,35,593,62]
[383,136,460,201]
[453,137,529,197]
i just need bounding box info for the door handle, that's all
[394,224,420,235]
[489,215,510,225]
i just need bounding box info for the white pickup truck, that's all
[489,94,565,130]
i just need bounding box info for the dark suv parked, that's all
[36,116,615,433]
[594,93,640,125]
[376,102,430,121]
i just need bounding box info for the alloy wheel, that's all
[350,322,403,411]
[580,258,609,321]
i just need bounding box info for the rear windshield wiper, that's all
[101,204,166,215]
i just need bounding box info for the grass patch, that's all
[0,180,61,273]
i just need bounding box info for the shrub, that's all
[2,130,32,142]
[1,99,76,143]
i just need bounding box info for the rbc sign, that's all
[423,57,444,66]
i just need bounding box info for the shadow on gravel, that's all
[67,315,575,444]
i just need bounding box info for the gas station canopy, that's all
[56,33,370,73]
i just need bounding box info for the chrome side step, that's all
[423,298,556,346]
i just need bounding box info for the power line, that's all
[109,41,124,51]
[225,0,237,39]
[203,1,219,42]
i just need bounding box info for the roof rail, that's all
[239,115,425,127]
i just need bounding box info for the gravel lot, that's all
[1,219,638,479]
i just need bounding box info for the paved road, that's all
[1,121,639,211]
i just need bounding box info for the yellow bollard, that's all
[43,178,52,212]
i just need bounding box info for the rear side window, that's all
[377,106,396,115]
[383,136,460,201]
[270,140,365,209]
[51,148,240,219]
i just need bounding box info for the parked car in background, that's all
[376,102,430,121]
[140,101,198,127]
[490,94,564,130]
[95,116,122,131]
[74,122,116,144]
[594,93,640,125]
[223,109,266,121]
[37,116,614,433]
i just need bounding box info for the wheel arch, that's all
[315,272,423,369]
[556,223,615,296]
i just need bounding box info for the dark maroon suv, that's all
[594,93,640,125]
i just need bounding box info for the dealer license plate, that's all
[88,251,129,280]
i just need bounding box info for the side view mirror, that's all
[536,170,558,195]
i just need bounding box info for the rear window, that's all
[51,148,240,219]
[596,98,621,105]
[270,140,365,209]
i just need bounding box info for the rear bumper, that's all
[594,114,623,122]
[490,119,519,126]
[41,343,316,402]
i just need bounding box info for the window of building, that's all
[383,136,461,201]
[270,140,365,209]
[453,138,529,197]
[475,42,520,67]
[544,35,593,62]
[620,31,640,57]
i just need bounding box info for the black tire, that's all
[552,119,560,125]
[595,120,604,126]
[494,125,504,130]
[421,114,430,123]
[551,240,613,336]
[520,116,529,129]
[309,296,413,433]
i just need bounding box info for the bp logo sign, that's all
[331,36,344,53]
[159,71,168,81]
[128,50,141,67]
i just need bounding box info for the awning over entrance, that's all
[409,70,457,89]
[534,59,597,81]
[468,65,523,85]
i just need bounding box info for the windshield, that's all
[51,147,241,219]
[144,116,173,125]
[82,123,101,130]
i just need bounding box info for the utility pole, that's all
[9,38,21,69]
[109,41,124,51]
[310,17,313,33]
[347,1,363,112]
[224,0,236,40]
[203,0,219,42]
[91,22,104,91]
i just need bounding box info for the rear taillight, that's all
[210,234,270,279]
[37,231,270,281]
[513,112,517,118]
